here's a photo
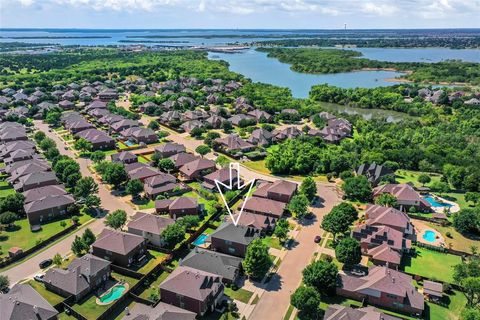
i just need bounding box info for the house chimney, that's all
[33,305,39,314]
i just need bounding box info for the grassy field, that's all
[0,214,92,258]
[224,286,254,304]
[402,247,461,283]
[262,236,283,250]
[428,289,467,320]
[137,271,171,300]
[136,250,168,274]
[0,180,15,197]
[28,280,65,305]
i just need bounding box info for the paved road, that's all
[249,184,341,320]
[0,121,134,285]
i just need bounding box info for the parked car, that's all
[39,259,52,269]
[314,235,321,243]
[34,273,45,282]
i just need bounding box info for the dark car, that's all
[39,259,52,269]
[314,236,322,243]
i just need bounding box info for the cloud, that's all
[361,2,398,16]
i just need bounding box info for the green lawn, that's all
[28,280,65,305]
[137,199,155,210]
[0,214,92,258]
[262,236,283,250]
[137,271,171,300]
[71,292,111,319]
[402,247,461,283]
[224,286,254,304]
[111,271,140,287]
[0,180,15,197]
[427,223,478,253]
[283,305,295,320]
[427,289,467,320]
[136,250,168,274]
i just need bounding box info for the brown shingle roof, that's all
[127,212,174,235]
[92,229,145,255]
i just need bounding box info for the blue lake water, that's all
[208,49,405,98]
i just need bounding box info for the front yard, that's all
[224,286,254,304]
[0,214,92,259]
[402,247,461,283]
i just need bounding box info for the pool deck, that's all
[96,282,129,306]
[412,219,445,247]
[426,194,460,214]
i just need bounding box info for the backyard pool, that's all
[422,230,437,243]
[98,284,126,304]
[193,233,208,246]
[124,140,136,147]
[423,195,453,208]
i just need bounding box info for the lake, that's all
[208,49,405,98]
[350,47,480,63]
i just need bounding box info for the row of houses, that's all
[0,122,75,230]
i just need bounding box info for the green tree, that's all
[342,176,372,202]
[60,220,67,228]
[82,228,96,246]
[74,177,98,199]
[85,195,101,210]
[302,259,338,294]
[461,308,480,320]
[161,223,185,248]
[177,215,200,230]
[290,286,321,319]
[418,173,432,186]
[195,145,211,158]
[45,110,61,127]
[0,212,17,228]
[300,176,317,203]
[0,193,25,215]
[39,137,56,151]
[431,181,450,195]
[453,208,480,235]
[53,253,62,267]
[215,155,230,167]
[102,163,128,188]
[71,235,87,256]
[321,202,358,241]
[126,179,144,198]
[0,275,10,293]
[158,158,175,173]
[221,120,233,133]
[462,277,480,307]
[288,194,310,219]
[74,137,92,153]
[243,238,272,280]
[105,209,127,230]
[465,192,480,206]
[90,150,106,163]
[148,120,159,130]
[273,219,289,243]
[33,131,46,143]
[374,193,397,207]
[190,127,204,138]
[335,237,362,268]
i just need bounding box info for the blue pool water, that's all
[124,140,135,147]
[422,230,437,243]
[423,195,453,208]
[193,233,208,246]
[99,285,126,304]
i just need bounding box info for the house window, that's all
[386,293,398,299]
[228,247,235,254]
[225,240,232,245]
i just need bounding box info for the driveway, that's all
[248,183,341,320]
[0,121,134,285]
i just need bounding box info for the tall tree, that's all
[74,177,99,199]
[288,194,310,219]
[374,193,397,207]
[74,137,92,153]
[195,145,211,158]
[290,286,321,319]
[126,179,144,198]
[105,209,127,230]
[335,237,362,268]
[82,228,96,246]
[302,259,338,294]
[243,238,272,280]
[321,202,358,241]
[71,236,87,256]
[342,176,372,202]
[300,176,317,203]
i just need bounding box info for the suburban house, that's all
[247,128,273,146]
[127,212,175,247]
[209,222,260,257]
[356,162,394,186]
[228,114,253,126]
[247,109,272,122]
[75,128,116,150]
[65,119,95,134]
[364,204,414,237]
[0,284,58,320]
[111,151,138,164]
[110,119,140,133]
[155,142,186,158]
[125,162,161,182]
[253,180,297,203]
[43,254,111,301]
[159,266,224,315]
[364,243,403,269]
[23,184,68,203]
[228,211,276,233]
[121,301,196,320]
[373,183,432,212]
[271,126,302,141]
[214,134,255,154]
[143,173,182,199]
[13,171,58,192]
[179,159,216,180]
[181,120,204,133]
[169,152,198,169]
[155,197,199,219]
[98,88,118,101]
[337,266,424,316]
[120,127,158,144]
[324,305,401,320]
[91,229,147,267]
[205,115,225,128]
[202,167,239,191]
[24,193,75,226]
[7,162,50,184]
[180,247,243,284]
[239,196,286,219]
[4,149,37,165]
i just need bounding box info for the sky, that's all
[1,0,479,29]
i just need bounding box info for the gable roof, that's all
[92,229,145,255]
[0,284,58,320]
[127,212,175,235]
[121,302,196,320]
[240,196,286,218]
[155,142,186,155]
[180,247,243,282]
[24,193,75,214]
[325,305,400,320]
[179,159,216,177]
[364,204,411,231]
[210,222,260,245]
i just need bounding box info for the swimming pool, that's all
[193,233,208,246]
[124,140,136,147]
[98,284,126,304]
[423,195,452,208]
[422,230,437,243]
